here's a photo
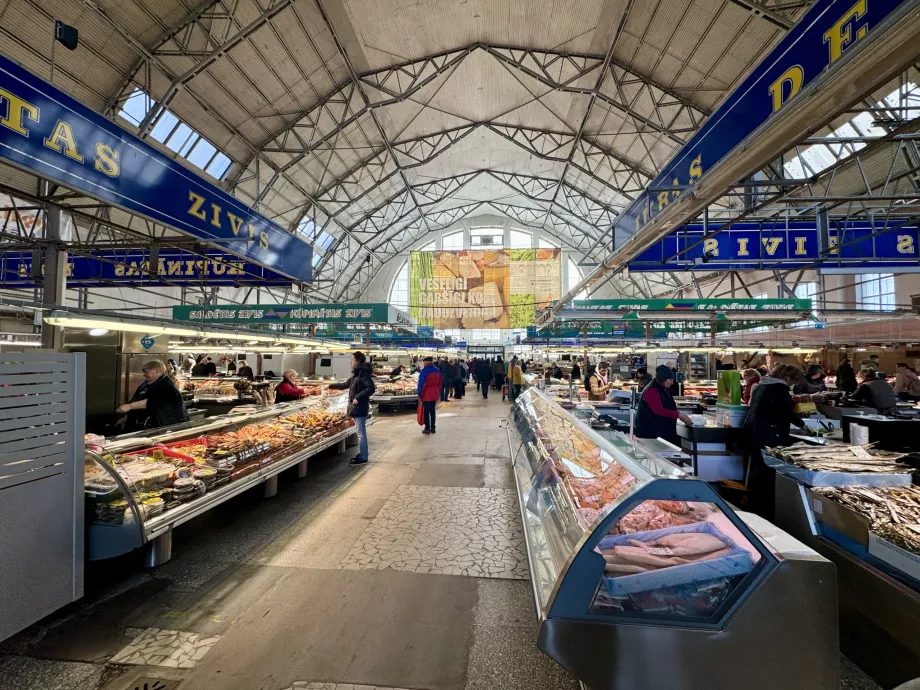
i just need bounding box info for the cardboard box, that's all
[869,533,920,581]
[809,489,870,546]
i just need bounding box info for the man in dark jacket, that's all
[478,359,494,399]
[191,356,208,377]
[835,357,857,393]
[741,364,806,519]
[328,351,375,465]
[116,360,189,429]
[850,367,897,414]
[492,356,504,391]
[204,357,217,376]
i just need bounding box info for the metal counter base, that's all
[371,394,418,411]
[774,472,920,688]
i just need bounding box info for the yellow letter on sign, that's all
[824,0,867,64]
[768,66,804,112]
[44,120,84,162]
[0,88,39,136]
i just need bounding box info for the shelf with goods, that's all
[771,441,920,685]
[506,387,837,690]
[84,393,356,565]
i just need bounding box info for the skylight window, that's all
[117,87,234,181]
[783,83,918,178]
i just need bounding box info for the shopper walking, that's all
[509,357,524,401]
[477,358,493,399]
[417,356,442,434]
[492,356,505,391]
[438,358,451,402]
[461,360,470,397]
[328,351,375,465]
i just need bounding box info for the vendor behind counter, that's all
[850,367,897,414]
[115,359,189,430]
[741,364,806,519]
[634,365,694,446]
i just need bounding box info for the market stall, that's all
[506,387,838,689]
[85,392,356,566]
[370,375,419,411]
[771,442,920,687]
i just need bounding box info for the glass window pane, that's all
[165,123,195,153]
[187,138,217,169]
[206,153,232,179]
[119,88,155,127]
[442,231,463,250]
[538,237,559,249]
[149,110,179,143]
[510,229,532,248]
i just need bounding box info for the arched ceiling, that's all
[0,0,805,301]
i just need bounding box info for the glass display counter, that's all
[506,387,839,690]
[85,393,356,565]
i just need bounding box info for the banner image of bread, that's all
[410,249,561,328]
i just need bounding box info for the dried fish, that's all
[766,443,911,475]
[815,486,920,554]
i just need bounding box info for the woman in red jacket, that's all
[742,368,761,405]
[417,356,443,434]
[275,369,306,403]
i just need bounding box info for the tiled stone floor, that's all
[339,485,529,578]
[108,628,219,669]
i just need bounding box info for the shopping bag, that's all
[417,401,424,425]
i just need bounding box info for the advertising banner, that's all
[0,55,312,281]
[409,249,561,328]
[171,303,413,325]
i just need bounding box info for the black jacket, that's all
[145,375,189,428]
[836,361,858,393]
[851,378,897,414]
[191,362,208,376]
[477,360,493,383]
[329,362,375,418]
[741,378,803,449]
[237,366,254,379]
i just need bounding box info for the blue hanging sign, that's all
[140,335,155,350]
[629,221,919,271]
[0,249,294,286]
[0,55,312,282]
[615,0,912,246]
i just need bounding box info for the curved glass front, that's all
[85,393,352,530]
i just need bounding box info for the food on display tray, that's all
[374,379,417,396]
[85,398,355,525]
[765,444,910,474]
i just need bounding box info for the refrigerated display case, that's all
[506,387,838,690]
[85,393,357,565]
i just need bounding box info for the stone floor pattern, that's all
[108,628,220,669]
[339,485,529,578]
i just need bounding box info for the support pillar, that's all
[41,206,69,350]
[143,530,172,568]
[264,475,278,498]
[296,459,309,479]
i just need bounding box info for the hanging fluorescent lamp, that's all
[43,312,198,337]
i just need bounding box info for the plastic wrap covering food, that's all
[614,500,715,534]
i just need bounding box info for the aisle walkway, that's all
[0,393,578,690]
[0,393,884,690]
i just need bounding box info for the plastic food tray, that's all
[763,454,912,488]
[598,522,753,596]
